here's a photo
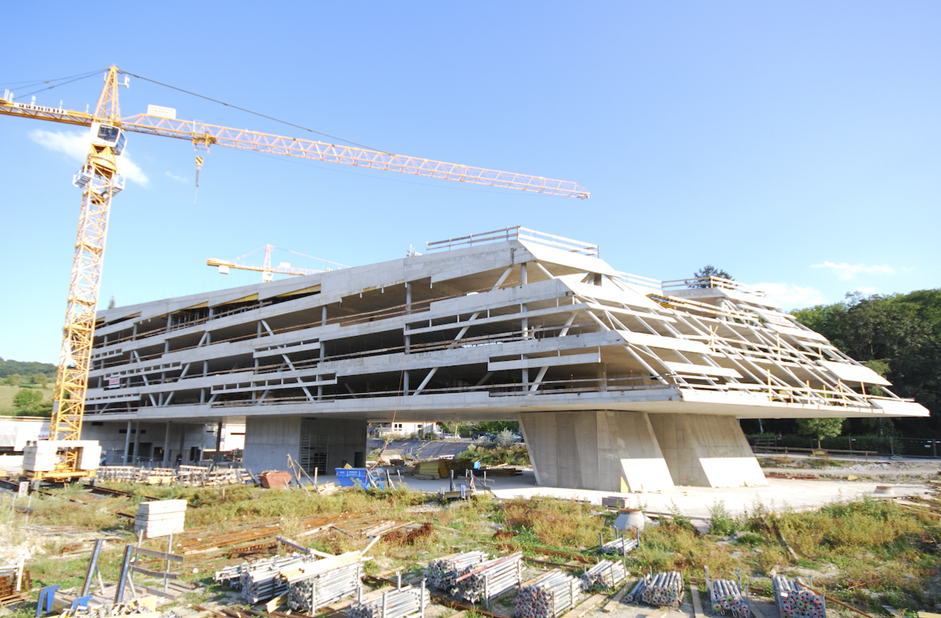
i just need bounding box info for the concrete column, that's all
[403,371,409,395]
[162,421,170,465]
[133,421,141,466]
[179,427,185,464]
[214,420,223,462]
[518,410,675,493]
[648,414,767,488]
[122,420,132,464]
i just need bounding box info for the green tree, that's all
[29,373,48,388]
[797,417,843,448]
[107,294,116,309]
[3,373,23,387]
[12,389,43,414]
[689,265,733,288]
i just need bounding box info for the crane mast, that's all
[1,65,589,481]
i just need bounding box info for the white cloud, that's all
[811,261,894,280]
[28,128,149,186]
[753,282,826,310]
[166,171,189,183]
[854,286,879,296]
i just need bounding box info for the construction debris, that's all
[773,574,827,618]
[581,560,627,592]
[515,570,581,618]
[705,567,749,618]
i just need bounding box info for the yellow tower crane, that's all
[206,244,350,282]
[0,65,589,481]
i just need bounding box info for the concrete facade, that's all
[83,227,928,491]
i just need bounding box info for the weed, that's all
[708,500,737,537]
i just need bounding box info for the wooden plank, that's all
[690,583,704,618]
[559,594,607,618]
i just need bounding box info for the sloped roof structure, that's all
[87,227,926,491]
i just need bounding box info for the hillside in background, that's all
[0,358,57,380]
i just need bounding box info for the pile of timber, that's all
[773,575,826,618]
[581,560,627,591]
[134,500,186,539]
[427,551,488,592]
[283,552,366,612]
[515,570,581,618]
[452,552,523,605]
[347,585,429,618]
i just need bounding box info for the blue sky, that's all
[1,2,938,364]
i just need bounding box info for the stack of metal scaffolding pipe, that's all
[623,577,647,604]
[235,554,316,602]
[581,560,627,592]
[214,564,244,586]
[704,567,749,618]
[515,570,581,618]
[427,551,489,592]
[287,562,364,612]
[600,534,638,556]
[346,582,429,618]
[639,572,683,608]
[772,575,826,618]
[453,552,523,605]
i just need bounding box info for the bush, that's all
[709,500,737,536]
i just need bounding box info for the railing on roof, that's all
[614,271,663,293]
[425,226,600,257]
[661,276,766,297]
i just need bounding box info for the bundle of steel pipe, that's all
[427,551,489,592]
[515,570,581,618]
[708,578,749,618]
[623,577,647,604]
[639,571,683,608]
[772,575,826,618]
[600,535,638,556]
[347,583,429,618]
[288,562,364,612]
[214,564,245,585]
[581,560,627,592]
[453,552,523,605]
[237,554,316,603]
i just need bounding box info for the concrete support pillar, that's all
[162,421,170,465]
[518,410,675,493]
[403,371,409,395]
[122,420,132,465]
[648,414,767,488]
[133,421,142,466]
[179,427,185,464]
[214,420,223,462]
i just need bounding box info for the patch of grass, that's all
[501,497,603,549]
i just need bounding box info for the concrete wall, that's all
[649,414,767,488]
[243,417,303,473]
[242,417,366,474]
[519,410,675,493]
[302,418,368,472]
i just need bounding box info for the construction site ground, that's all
[0,454,938,618]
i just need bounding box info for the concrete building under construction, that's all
[80,227,927,492]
